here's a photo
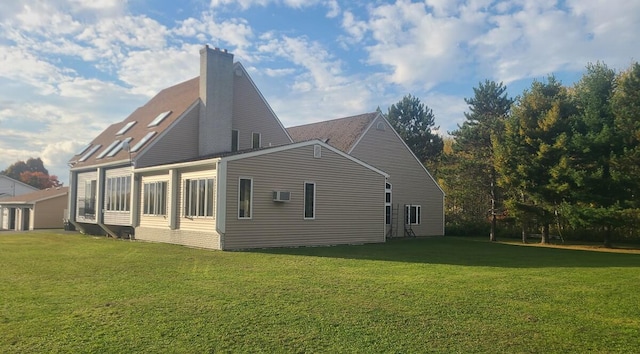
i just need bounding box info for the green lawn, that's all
[1,232,639,353]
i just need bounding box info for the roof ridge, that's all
[287,111,377,129]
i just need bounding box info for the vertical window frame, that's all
[252,132,261,149]
[238,177,253,219]
[304,182,316,220]
[183,178,215,218]
[405,204,421,225]
[231,129,239,152]
[142,181,167,216]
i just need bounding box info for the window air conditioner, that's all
[273,191,291,202]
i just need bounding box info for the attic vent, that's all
[273,191,291,202]
[79,144,102,162]
[130,131,157,152]
[148,111,172,127]
[376,121,385,131]
[116,121,136,135]
[96,140,120,159]
[314,144,321,158]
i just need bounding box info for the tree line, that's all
[386,62,640,247]
[1,157,62,189]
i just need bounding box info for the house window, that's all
[405,205,421,225]
[252,132,261,149]
[232,130,239,152]
[184,178,215,217]
[238,178,252,219]
[143,181,167,216]
[81,179,97,218]
[304,182,315,219]
[105,176,131,212]
[385,183,392,225]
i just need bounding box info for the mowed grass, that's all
[1,233,639,353]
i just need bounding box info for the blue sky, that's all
[0,0,638,183]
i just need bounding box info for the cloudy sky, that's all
[0,0,638,184]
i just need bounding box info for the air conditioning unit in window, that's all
[273,190,291,202]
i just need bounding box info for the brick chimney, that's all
[199,45,234,155]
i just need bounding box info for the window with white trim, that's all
[238,178,252,219]
[252,132,261,149]
[304,182,315,219]
[143,181,167,216]
[405,205,421,225]
[105,176,131,211]
[80,179,97,218]
[385,183,392,225]
[184,178,215,217]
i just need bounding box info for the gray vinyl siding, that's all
[350,117,444,236]
[76,170,97,224]
[138,172,171,229]
[223,144,385,250]
[103,166,132,226]
[232,71,292,150]
[135,103,200,168]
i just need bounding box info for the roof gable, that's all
[69,77,200,168]
[286,112,378,153]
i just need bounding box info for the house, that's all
[67,45,443,250]
[0,186,69,230]
[0,175,39,230]
[288,112,445,237]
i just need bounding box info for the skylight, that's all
[107,137,133,157]
[96,140,121,159]
[77,144,91,155]
[79,145,102,162]
[130,131,157,152]
[116,121,136,135]
[147,111,172,127]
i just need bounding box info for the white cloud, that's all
[257,35,346,91]
[365,1,484,89]
[174,14,254,49]
[117,44,201,96]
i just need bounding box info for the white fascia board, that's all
[70,160,131,172]
[133,158,220,173]
[350,111,446,196]
[222,140,389,178]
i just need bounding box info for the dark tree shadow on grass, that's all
[250,237,640,268]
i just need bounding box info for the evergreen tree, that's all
[495,77,574,244]
[386,95,443,167]
[451,80,513,241]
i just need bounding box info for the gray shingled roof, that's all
[69,77,200,168]
[286,112,378,153]
[0,186,69,204]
